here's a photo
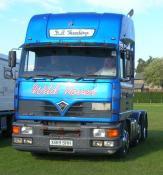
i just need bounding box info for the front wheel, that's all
[117,129,130,157]
[1,115,13,137]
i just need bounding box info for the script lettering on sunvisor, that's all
[49,29,95,38]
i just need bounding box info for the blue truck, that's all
[8,11,148,156]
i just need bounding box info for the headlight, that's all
[21,126,33,135]
[91,103,111,111]
[93,129,105,138]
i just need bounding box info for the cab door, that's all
[119,43,134,114]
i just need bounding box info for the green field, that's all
[0,104,163,175]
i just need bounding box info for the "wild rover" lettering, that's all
[31,84,96,96]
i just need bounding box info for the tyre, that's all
[2,115,13,137]
[140,117,148,142]
[117,129,130,158]
[130,122,141,147]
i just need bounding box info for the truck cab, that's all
[10,12,148,156]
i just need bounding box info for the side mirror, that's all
[8,51,16,68]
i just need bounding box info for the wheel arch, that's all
[131,110,148,124]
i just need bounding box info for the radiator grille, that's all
[43,129,80,137]
[65,102,111,118]
[18,100,111,118]
[18,100,60,116]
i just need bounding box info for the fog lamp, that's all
[13,137,23,144]
[104,141,115,147]
[23,138,33,144]
[92,141,103,147]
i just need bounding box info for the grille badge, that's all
[57,101,68,111]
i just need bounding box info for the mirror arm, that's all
[8,67,16,80]
[10,67,14,79]
[11,68,16,80]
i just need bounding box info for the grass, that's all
[0,104,163,175]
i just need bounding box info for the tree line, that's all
[136,57,163,89]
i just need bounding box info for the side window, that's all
[126,50,131,77]
[120,51,125,79]
[120,44,134,79]
[24,51,36,71]
[126,46,134,78]
[130,46,135,77]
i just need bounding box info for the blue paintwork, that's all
[16,12,135,123]
[19,81,113,100]
[24,13,134,46]
[16,78,121,122]
[16,114,119,123]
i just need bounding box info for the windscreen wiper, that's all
[23,74,59,80]
[56,74,80,78]
[23,73,78,80]
[75,74,99,81]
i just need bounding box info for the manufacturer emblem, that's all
[57,101,68,111]
[68,21,74,27]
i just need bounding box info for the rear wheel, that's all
[131,116,148,146]
[140,117,148,141]
[130,122,141,147]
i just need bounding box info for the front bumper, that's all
[12,122,123,155]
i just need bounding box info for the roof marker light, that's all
[111,37,116,40]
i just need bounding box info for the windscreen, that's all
[19,47,117,78]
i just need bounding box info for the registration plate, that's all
[50,139,73,147]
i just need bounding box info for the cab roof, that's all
[24,12,135,47]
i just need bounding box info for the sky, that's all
[0,0,163,64]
